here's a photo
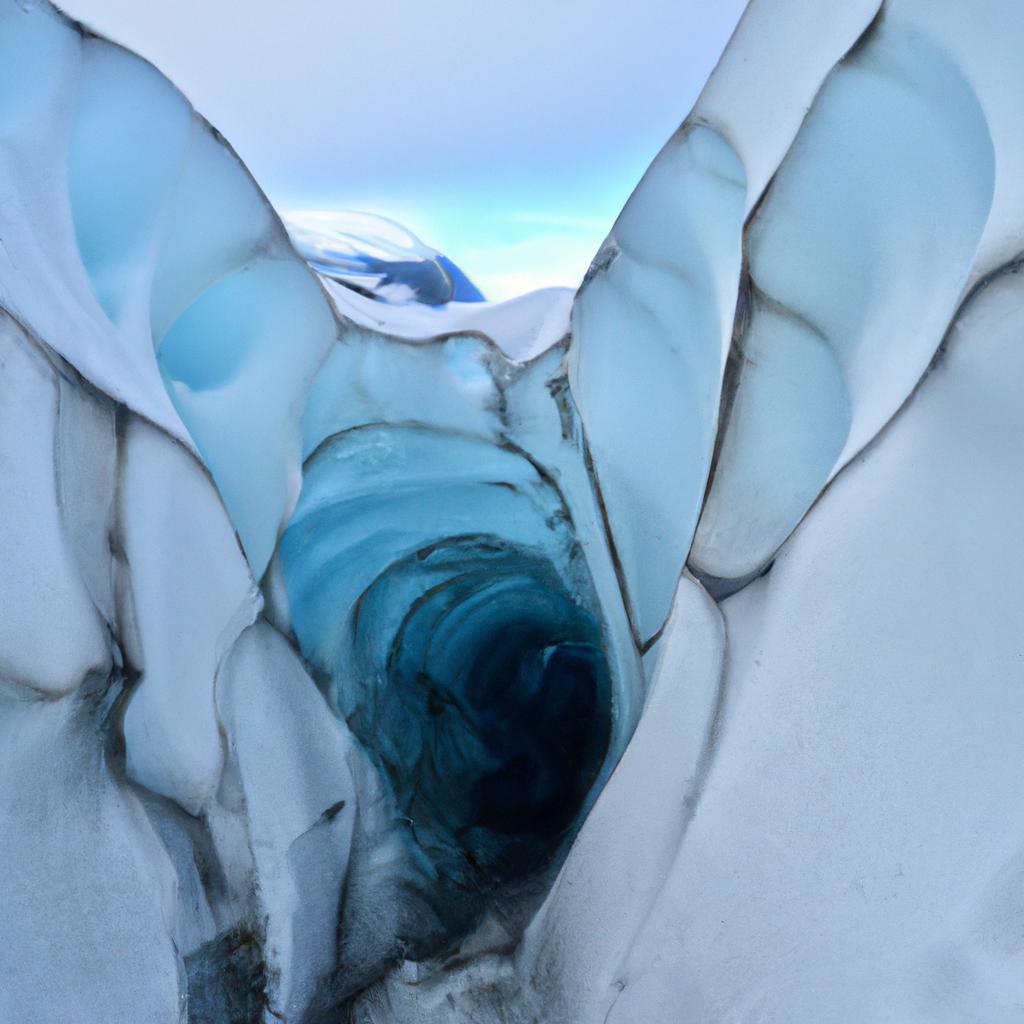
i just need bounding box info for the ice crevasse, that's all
[1,0,1024,1022]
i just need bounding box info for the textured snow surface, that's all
[2,0,1024,1021]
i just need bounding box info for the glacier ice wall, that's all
[2,0,1024,1021]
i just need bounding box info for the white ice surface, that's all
[0,3,190,444]
[323,279,573,364]
[882,1,1024,289]
[0,695,181,1024]
[693,0,882,213]
[517,574,725,1022]
[0,313,110,696]
[217,622,361,1020]
[688,0,1024,585]
[505,265,1024,1024]
[120,417,258,817]
[691,13,995,582]
[301,328,506,457]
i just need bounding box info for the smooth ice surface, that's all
[301,330,506,456]
[601,265,1024,1022]
[159,257,336,575]
[0,3,178,436]
[569,125,745,643]
[323,279,573,364]
[691,15,995,582]
[0,0,77,135]
[69,39,192,324]
[0,0,339,580]
[120,418,258,816]
[880,1,1024,288]
[693,0,882,212]
[147,122,277,342]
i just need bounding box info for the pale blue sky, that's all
[60,0,746,298]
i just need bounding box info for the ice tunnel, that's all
[281,423,612,891]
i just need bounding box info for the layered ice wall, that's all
[2,0,1024,1022]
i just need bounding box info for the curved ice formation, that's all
[688,14,996,587]
[0,0,337,581]
[569,123,746,644]
[4,0,1024,1021]
[286,209,485,305]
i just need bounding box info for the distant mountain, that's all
[285,209,485,305]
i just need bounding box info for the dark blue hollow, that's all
[352,542,612,886]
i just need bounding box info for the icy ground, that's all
[1,0,1023,1021]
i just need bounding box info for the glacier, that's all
[1,0,1023,1021]
[284,210,485,307]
